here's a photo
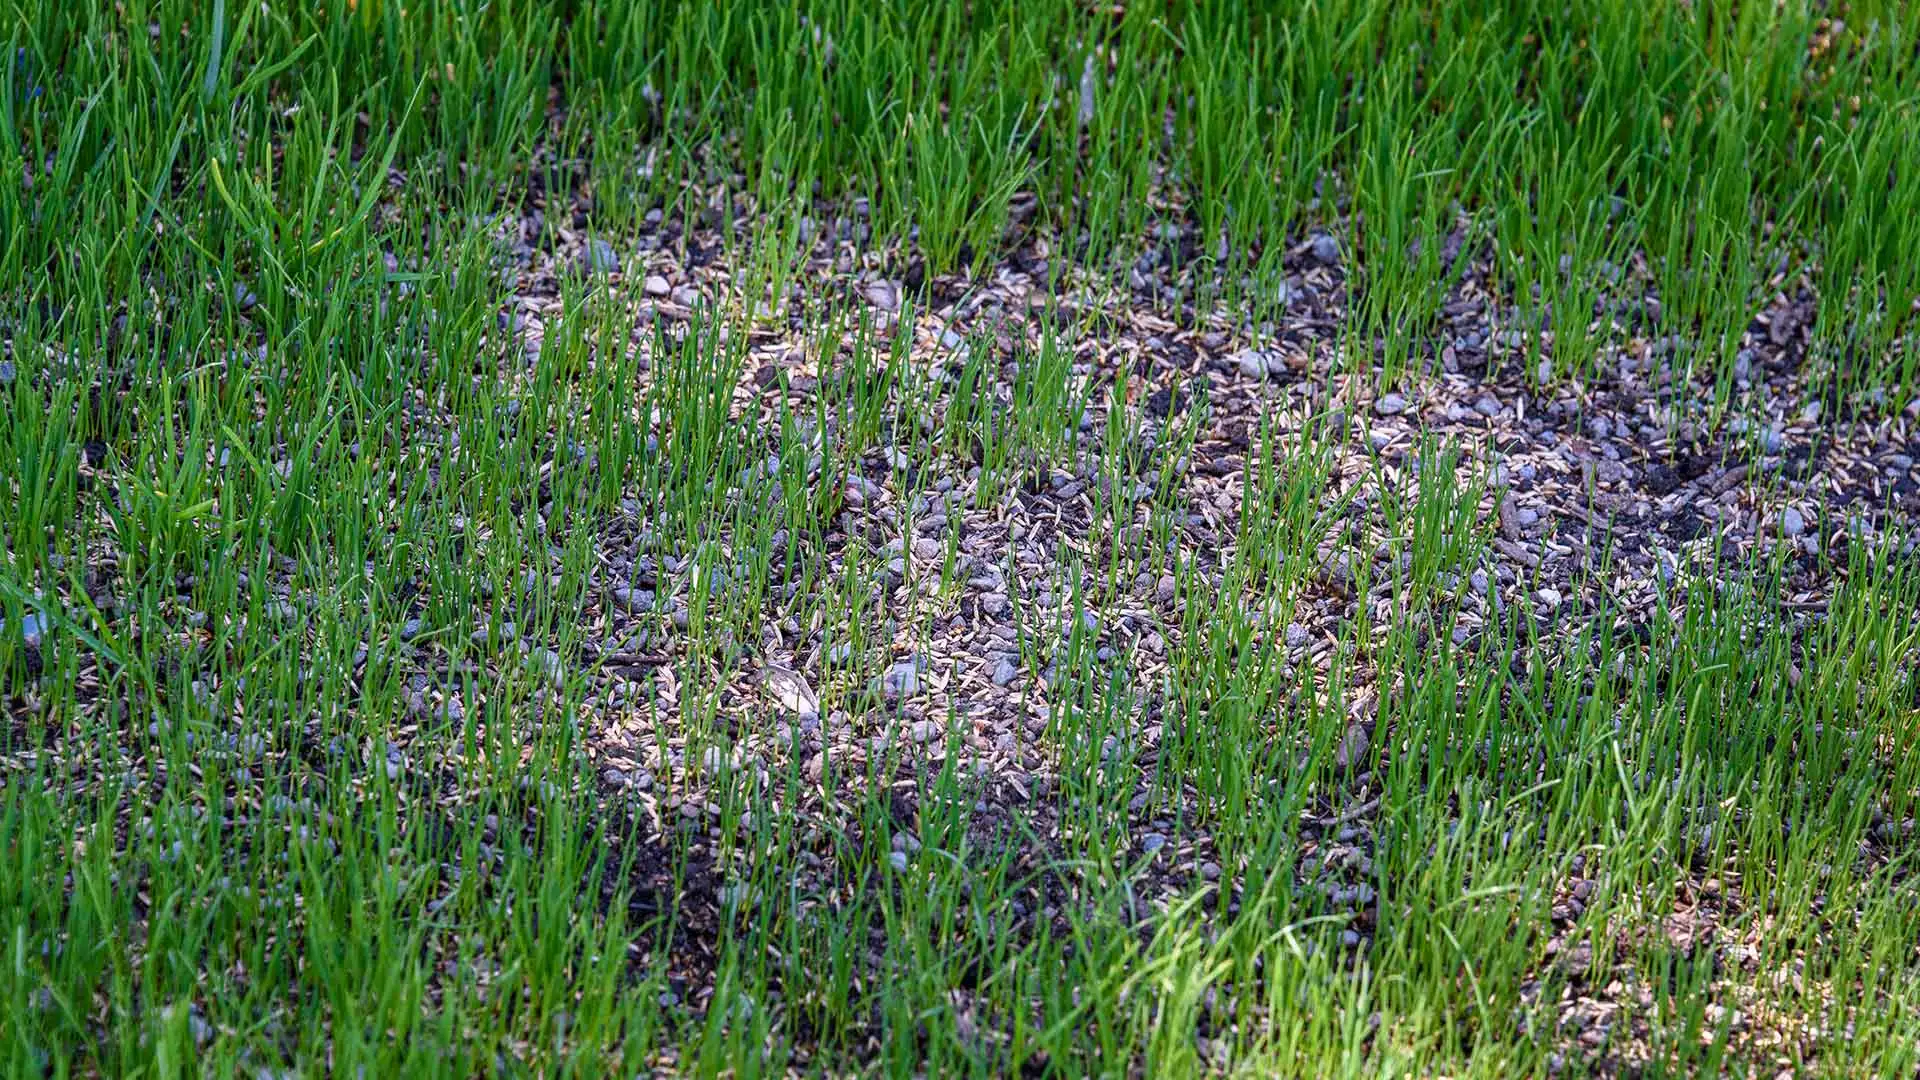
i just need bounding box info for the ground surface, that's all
[5,2,1920,1077]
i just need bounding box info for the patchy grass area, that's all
[5,1,1920,1075]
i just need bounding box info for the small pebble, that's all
[882,659,922,699]
[612,586,653,613]
[6,613,44,648]
[1231,349,1277,380]
[863,281,899,312]
[579,239,620,275]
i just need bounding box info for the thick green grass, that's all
[9,1,1920,395]
[4,1,1920,1076]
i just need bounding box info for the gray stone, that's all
[882,659,922,699]
[527,648,563,688]
[5,612,44,648]
[470,621,515,648]
[991,658,1019,687]
[863,280,899,312]
[611,585,654,613]
[1231,349,1277,380]
[579,239,620,275]
[1781,507,1807,538]
[1335,722,1370,770]
[1331,883,1376,908]
[1311,233,1340,264]
[1373,392,1408,417]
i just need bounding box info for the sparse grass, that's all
[5,1,1920,1076]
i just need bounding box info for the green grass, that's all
[4,0,1920,1075]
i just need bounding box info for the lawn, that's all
[4,1,1920,1075]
